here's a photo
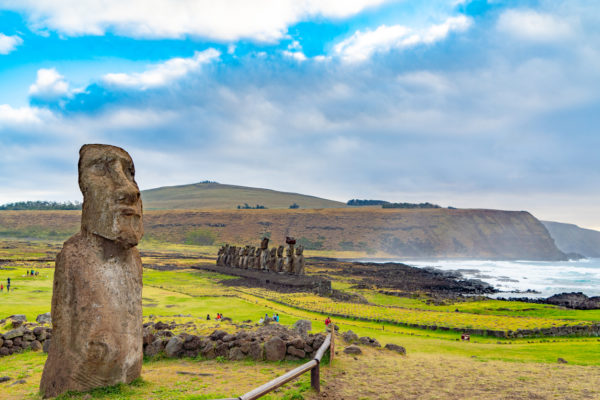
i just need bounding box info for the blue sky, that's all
[0,0,599,229]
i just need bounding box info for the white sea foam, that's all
[359,258,600,298]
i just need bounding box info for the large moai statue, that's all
[216,245,225,266]
[242,246,249,269]
[230,246,238,268]
[40,144,144,398]
[276,245,285,272]
[268,247,277,271]
[236,247,244,268]
[254,248,262,269]
[260,237,270,270]
[284,245,294,273]
[293,245,305,275]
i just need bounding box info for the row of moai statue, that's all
[216,237,305,275]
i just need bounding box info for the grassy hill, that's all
[141,182,346,210]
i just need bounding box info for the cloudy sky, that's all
[0,0,599,229]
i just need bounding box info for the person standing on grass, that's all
[0,283,3,292]
[325,316,332,328]
[207,314,211,320]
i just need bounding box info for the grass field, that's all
[1,238,600,399]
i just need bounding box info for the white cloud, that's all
[0,104,52,126]
[28,68,70,99]
[103,49,220,89]
[497,9,572,42]
[282,50,307,62]
[0,33,23,54]
[1,0,390,41]
[334,15,472,62]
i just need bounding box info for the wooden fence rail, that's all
[217,328,334,400]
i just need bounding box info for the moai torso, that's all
[216,245,225,266]
[293,245,305,275]
[284,245,294,274]
[267,248,277,271]
[254,248,262,269]
[40,144,144,398]
[276,245,285,272]
[236,248,243,268]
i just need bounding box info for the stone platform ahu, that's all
[40,145,144,398]
[217,236,306,275]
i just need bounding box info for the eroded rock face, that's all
[40,144,143,399]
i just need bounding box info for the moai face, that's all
[79,144,143,249]
[296,245,304,256]
[277,245,284,257]
[286,246,293,257]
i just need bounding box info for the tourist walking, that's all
[207,314,211,320]
[0,283,3,292]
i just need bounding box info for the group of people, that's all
[27,269,39,277]
[1,277,10,292]
[207,313,225,321]
[258,313,280,325]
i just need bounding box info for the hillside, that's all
[140,182,346,210]
[0,208,567,260]
[542,221,600,258]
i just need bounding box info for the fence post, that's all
[330,324,335,365]
[311,364,320,392]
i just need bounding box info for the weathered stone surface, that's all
[343,345,362,355]
[0,348,8,356]
[40,144,144,399]
[210,330,228,341]
[4,339,13,347]
[248,342,264,361]
[3,327,26,340]
[43,339,51,354]
[384,343,406,355]
[342,330,359,343]
[229,347,245,361]
[265,337,286,361]
[293,320,312,336]
[0,376,10,383]
[359,336,381,347]
[8,314,27,322]
[0,338,3,347]
[144,339,164,358]
[557,357,568,364]
[36,313,52,325]
[287,346,306,358]
[31,340,43,351]
[165,337,184,358]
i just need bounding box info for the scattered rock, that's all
[30,340,42,351]
[265,337,286,361]
[43,339,51,354]
[384,343,406,355]
[144,339,164,358]
[557,358,568,364]
[36,313,51,325]
[359,336,381,347]
[293,320,312,335]
[343,345,362,355]
[287,346,306,358]
[0,377,10,383]
[165,337,184,358]
[342,330,359,343]
[3,327,26,339]
[9,379,26,386]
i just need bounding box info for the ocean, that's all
[360,258,600,298]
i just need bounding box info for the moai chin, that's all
[293,245,305,275]
[40,144,144,398]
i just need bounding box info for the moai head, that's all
[79,144,143,248]
[296,245,304,256]
[270,247,277,257]
[261,237,269,250]
[277,245,284,257]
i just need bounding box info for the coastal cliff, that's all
[0,208,566,260]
